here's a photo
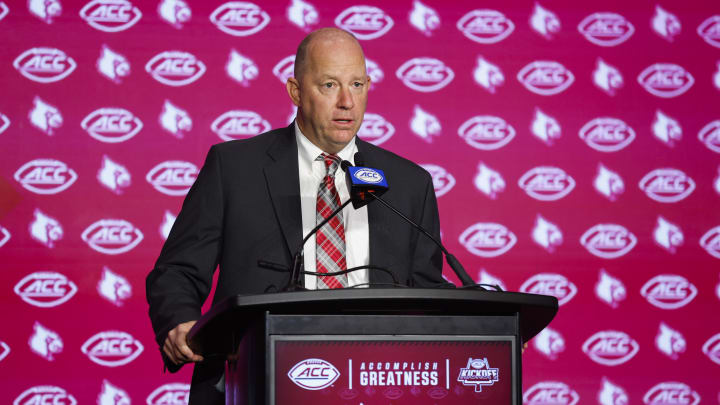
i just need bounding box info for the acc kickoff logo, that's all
[14,159,77,195]
[145,51,206,86]
[82,108,143,143]
[639,168,695,203]
[638,63,694,98]
[14,271,77,308]
[580,224,637,259]
[578,12,634,46]
[79,0,142,32]
[458,115,515,150]
[211,110,270,141]
[582,330,639,366]
[518,166,575,201]
[396,57,454,92]
[210,2,270,36]
[457,9,514,44]
[81,331,144,367]
[146,161,198,196]
[520,273,577,306]
[358,113,394,145]
[459,222,516,257]
[523,381,579,405]
[457,357,499,392]
[14,47,77,83]
[641,274,697,309]
[335,6,393,40]
[517,61,574,95]
[146,383,190,405]
[643,382,700,405]
[579,117,635,152]
[82,219,143,255]
[13,386,77,405]
[288,358,339,390]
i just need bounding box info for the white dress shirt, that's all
[295,122,370,289]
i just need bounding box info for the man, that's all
[146,27,446,404]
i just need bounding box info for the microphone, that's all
[342,154,480,288]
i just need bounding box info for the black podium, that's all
[188,289,557,405]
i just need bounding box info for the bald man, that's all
[146,28,446,404]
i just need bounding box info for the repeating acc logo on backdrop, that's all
[14,271,77,307]
[643,382,700,405]
[146,161,198,196]
[0,340,9,362]
[146,383,190,405]
[14,47,76,83]
[273,55,295,83]
[638,64,694,98]
[518,166,575,201]
[517,61,574,95]
[697,15,720,48]
[700,225,720,259]
[335,6,393,40]
[0,2,9,22]
[79,0,142,32]
[457,9,514,44]
[211,110,270,141]
[0,225,10,248]
[579,118,635,152]
[580,224,637,259]
[82,219,143,255]
[358,113,394,145]
[582,331,639,366]
[578,12,634,46]
[13,386,77,405]
[420,164,455,197]
[520,274,576,305]
[458,115,515,150]
[702,333,720,365]
[81,331,143,367]
[396,57,454,92]
[641,274,697,309]
[145,51,206,86]
[82,108,143,143]
[288,358,340,390]
[14,159,77,195]
[523,381,579,405]
[0,112,10,134]
[210,2,270,36]
[698,120,720,153]
[639,168,695,203]
[459,222,516,257]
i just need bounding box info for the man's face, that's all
[288,36,370,154]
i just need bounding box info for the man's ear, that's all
[286,77,301,106]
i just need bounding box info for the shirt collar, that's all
[295,120,357,166]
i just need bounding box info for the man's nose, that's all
[337,86,355,110]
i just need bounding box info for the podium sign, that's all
[273,336,515,405]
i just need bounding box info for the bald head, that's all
[294,27,365,83]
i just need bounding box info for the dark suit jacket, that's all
[146,124,446,404]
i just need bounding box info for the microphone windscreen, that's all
[354,152,365,167]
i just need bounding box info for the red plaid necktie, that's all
[315,153,348,289]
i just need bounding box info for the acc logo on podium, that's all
[288,358,339,390]
[81,331,144,367]
[82,219,143,255]
[14,271,77,308]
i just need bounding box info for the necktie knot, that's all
[320,153,341,177]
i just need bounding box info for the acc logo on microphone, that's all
[421,164,455,197]
[146,161,198,196]
[458,115,515,150]
[13,47,77,83]
[698,120,720,153]
[288,358,340,390]
[145,51,206,86]
[700,225,720,259]
[578,12,634,46]
[14,271,78,308]
[211,110,270,141]
[520,274,576,306]
[697,15,720,48]
[146,383,190,405]
[523,381,579,405]
[396,57,454,92]
[459,222,516,257]
[358,113,394,145]
[81,108,143,143]
[353,168,383,184]
[13,386,77,405]
[335,6,393,40]
[643,382,700,405]
[517,61,574,96]
[639,168,695,203]
[210,2,270,36]
[702,333,720,365]
[580,224,636,259]
[14,159,78,195]
[638,63,694,98]
[82,219,143,255]
[579,117,635,152]
[456,9,514,44]
[582,331,639,366]
[81,331,144,367]
[641,274,697,309]
[79,0,142,32]
[518,166,575,201]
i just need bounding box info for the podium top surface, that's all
[189,289,557,352]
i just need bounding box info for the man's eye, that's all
[353,82,363,88]
[324,83,333,88]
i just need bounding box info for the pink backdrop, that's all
[1,0,719,404]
